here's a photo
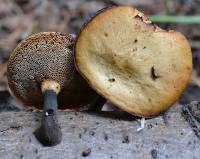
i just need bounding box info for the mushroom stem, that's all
[34,80,62,146]
[87,96,107,111]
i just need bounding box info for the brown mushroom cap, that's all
[75,6,192,117]
[7,32,97,109]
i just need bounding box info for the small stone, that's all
[89,130,95,136]
[151,149,158,159]
[35,148,38,154]
[82,148,91,157]
[104,134,108,141]
[122,135,129,143]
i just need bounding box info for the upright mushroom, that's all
[75,6,192,117]
[7,32,99,146]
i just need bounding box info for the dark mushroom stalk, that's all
[34,80,62,146]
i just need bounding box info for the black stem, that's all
[34,90,62,146]
[87,95,107,111]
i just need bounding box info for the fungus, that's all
[7,32,99,146]
[75,6,192,117]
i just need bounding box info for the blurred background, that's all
[0,0,199,112]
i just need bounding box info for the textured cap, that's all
[7,32,97,109]
[75,6,192,117]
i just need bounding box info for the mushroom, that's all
[75,6,192,117]
[7,32,100,146]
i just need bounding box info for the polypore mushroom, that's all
[7,32,99,146]
[75,6,192,117]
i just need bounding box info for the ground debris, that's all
[82,148,91,157]
[182,101,200,139]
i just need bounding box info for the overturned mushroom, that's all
[75,6,192,117]
[7,32,99,146]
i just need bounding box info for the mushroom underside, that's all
[75,6,192,117]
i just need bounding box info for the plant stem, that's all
[149,15,200,24]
